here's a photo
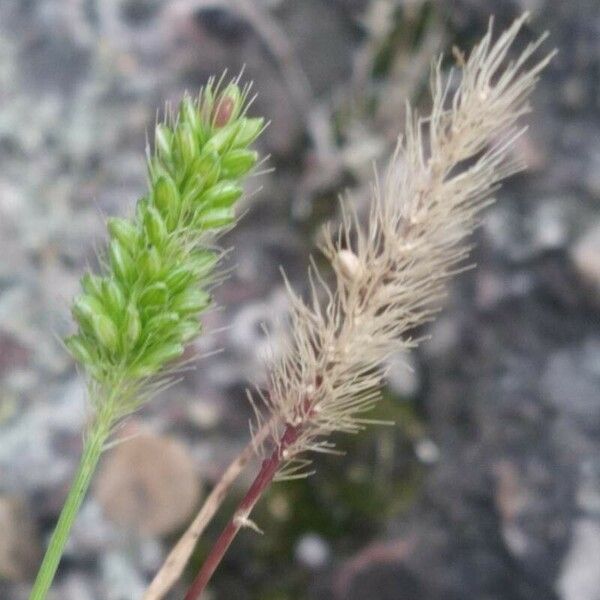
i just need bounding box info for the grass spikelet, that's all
[30,76,265,600]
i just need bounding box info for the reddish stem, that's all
[184,423,301,600]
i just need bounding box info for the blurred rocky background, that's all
[0,0,599,598]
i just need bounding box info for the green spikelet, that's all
[66,78,264,396]
[31,77,264,600]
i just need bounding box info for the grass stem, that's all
[29,416,111,600]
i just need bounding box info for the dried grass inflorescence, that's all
[66,78,264,416]
[184,15,555,600]
[257,14,554,476]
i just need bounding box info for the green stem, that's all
[29,416,111,600]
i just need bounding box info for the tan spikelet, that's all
[257,13,555,474]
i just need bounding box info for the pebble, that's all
[529,199,570,252]
[414,438,440,465]
[94,432,201,536]
[386,351,420,398]
[295,533,330,569]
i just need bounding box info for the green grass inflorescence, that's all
[30,77,264,600]
[67,79,263,402]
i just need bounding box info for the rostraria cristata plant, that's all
[29,78,264,600]
[175,14,553,600]
[29,13,553,600]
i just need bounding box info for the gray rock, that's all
[101,550,146,600]
[484,197,573,264]
[558,519,600,600]
[49,574,96,600]
[0,496,41,581]
[575,462,600,515]
[66,501,120,557]
[541,340,600,423]
[529,199,571,252]
[0,378,87,492]
[585,150,600,200]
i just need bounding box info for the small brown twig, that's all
[333,537,414,599]
[183,422,301,600]
[142,420,272,600]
